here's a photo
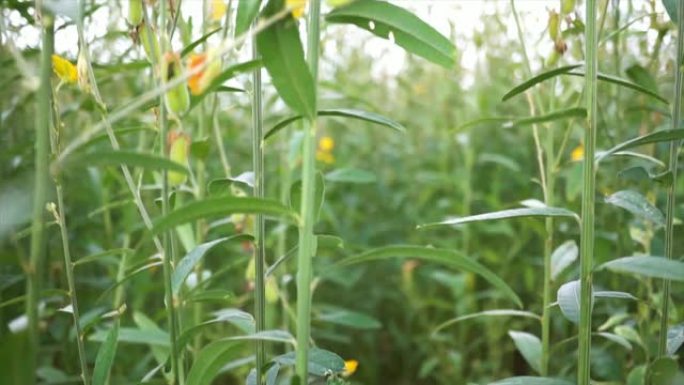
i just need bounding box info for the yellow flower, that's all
[343,359,358,377]
[187,50,221,95]
[52,54,78,84]
[318,136,334,152]
[286,0,307,19]
[571,144,584,162]
[210,0,227,22]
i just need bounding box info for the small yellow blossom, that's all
[571,144,584,162]
[52,54,78,84]
[210,0,227,22]
[319,136,334,152]
[343,359,358,377]
[316,136,335,164]
[286,0,307,19]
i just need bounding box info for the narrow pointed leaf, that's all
[418,207,579,229]
[235,0,262,37]
[315,306,382,330]
[567,71,668,104]
[433,310,540,334]
[336,245,522,307]
[325,168,377,184]
[508,331,542,374]
[92,322,119,385]
[456,108,586,131]
[264,108,406,140]
[605,190,665,227]
[186,339,243,385]
[63,150,188,175]
[599,256,684,281]
[151,196,298,235]
[598,129,684,162]
[326,0,456,68]
[181,28,221,58]
[502,64,582,101]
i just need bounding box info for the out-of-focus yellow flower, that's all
[187,50,221,95]
[571,144,584,161]
[52,54,78,84]
[316,136,335,164]
[286,0,307,19]
[343,359,358,377]
[210,0,227,22]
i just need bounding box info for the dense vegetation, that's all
[1,0,684,384]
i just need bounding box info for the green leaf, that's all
[73,248,133,267]
[264,108,406,140]
[326,1,456,68]
[172,234,253,295]
[92,322,119,385]
[625,64,658,93]
[599,256,684,281]
[325,168,377,184]
[180,28,221,58]
[315,305,382,330]
[456,108,586,131]
[433,310,540,334]
[647,357,678,385]
[257,10,315,118]
[550,240,578,280]
[489,377,574,385]
[273,347,346,376]
[662,0,678,23]
[597,129,684,163]
[567,71,668,104]
[336,245,522,307]
[508,331,542,374]
[185,289,233,304]
[151,196,298,235]
[557,280,582,323]
[228,330,296,345]
[235,0,262,37]
[667,324,684,356]
[63,150,188,175]
[186,339,243,385]
[290,172,325,222]
[605,190,665,227]
[90,327,169,347]
[418,207,579,229]
[596,332,633,350]
[502,64,582,101]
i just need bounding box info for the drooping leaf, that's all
[502,64,582,101]
[597,129,684,163]
[92,322,119,385]
[418,207,579,229]
[172,234,253,295]
[433,310,540,334]
[257,4,315,118]
[456,108,586,131]
[326,0,456,68]
[599,256,684,281]
[489,377,574,385]
[604,190,665,227]
[264,108,406,140]
[325,168,377,184]
[567,71,668,104]
[63,150,189,175]
[336,245,522,307]
[508,331,542,374]
[550,240,578,280]
[151,196,298,235]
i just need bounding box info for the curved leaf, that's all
[597,129,684,163]
[186,339,243,385]
[568,71,668,104]
[502,64,582,101]
[418,207,579,229]
[181,28,221,58]
[326,0,455,68]
[264,108,406,140]
[151,196,298,235]
[63,150,188,175]
[336,245,522,307]
[92,322,119,385]
[235,0,262,38]
[557,280,582,323]
[433,310,540,334]
[604,190,665,227]
[550,240,578,280]
[508,331,542,374]
[599,256,684,281]
[272,347,345,376]
[456,108,586,131]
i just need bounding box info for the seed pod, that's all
[162,52,190,115]
[138,22,160,64]
[546,49,560,67]
[548,11,559,42]
[77,50,91,94]
[127,0,143,26]
[265,276,279,304]
[561,0,575,15]
[167,130,190,187]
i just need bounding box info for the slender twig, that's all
[658,0,684,357]
[251,21,266,385]
[578,1,597,384]
[295,0,321,381]
[26,9,53,385]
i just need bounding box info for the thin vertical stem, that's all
[658,0,684,357]
[26,9,53,385]
[251,24,266,385]
[578,1,597,384]
[295,0,321,381]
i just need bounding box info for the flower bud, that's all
[127,0,143,26]
[167,130,190,187]
[138,22,160,64]
[548,11,559,42]
[77,50,91,94]
[162,52,190,115]
[187,49,222,95]
[561,0,576,15]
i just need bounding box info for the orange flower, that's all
[187,51,221,95]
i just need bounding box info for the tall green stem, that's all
[251,25,266,385]
[26,10,53,385]
[295,0,321,381]
[578,1,597,384]
[658,0,684,357]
